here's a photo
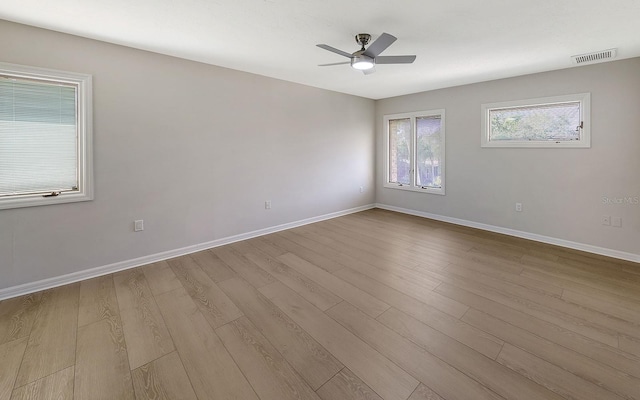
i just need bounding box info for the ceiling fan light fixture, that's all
[351,55,375,70]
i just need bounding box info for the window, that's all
[0,62,92,210]
[481,93,590,148]
[384,109,445,195]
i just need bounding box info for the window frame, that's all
[383,109,446,196]
[0,62,93,210]
[481,93,591,148]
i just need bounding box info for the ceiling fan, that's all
[317,32,416,74]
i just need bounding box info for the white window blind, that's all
[0,62,92,210]
[0,76,79,197]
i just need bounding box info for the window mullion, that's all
[410,116,416,189]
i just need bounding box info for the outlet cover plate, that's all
[134,220,144,231]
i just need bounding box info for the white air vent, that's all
[571,48,617,65]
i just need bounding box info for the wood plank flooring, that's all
[0,208,639,400]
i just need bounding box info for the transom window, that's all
[384,109,445,195]
[481,93,590,148]
[0,62,93,210]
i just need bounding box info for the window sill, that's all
[481,140,590,148]
[383,183,445,196]
[0,191,93,210]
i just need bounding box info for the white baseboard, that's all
[376,203,640,264]
[0,204,375,301]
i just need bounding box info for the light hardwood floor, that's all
[1,208,639,400]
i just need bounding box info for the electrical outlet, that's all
[265,200,271,210]
[359,186,364,193]
[134,220,144,232]
[515,203,522,212]
[612,217,622,227]
[602,216,611,226]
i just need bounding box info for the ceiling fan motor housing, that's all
[355,33,371,48]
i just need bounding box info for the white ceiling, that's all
[1,0,639,99]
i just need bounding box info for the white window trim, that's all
[383,109,446,195]
[481,93,590,148]
[0,62,93,210]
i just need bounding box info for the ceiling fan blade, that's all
[316,44,353,58]
[375,55,417,64]
[362,67,376,75]
[318,61,351,66]
[363,33,397,58]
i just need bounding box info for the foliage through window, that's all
[0,62,93,210]
[385,110,445,195]
[481,93,590,148]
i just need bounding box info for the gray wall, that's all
[1,18,638,292]
[0,20,375,289]
[376,58,640,257]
